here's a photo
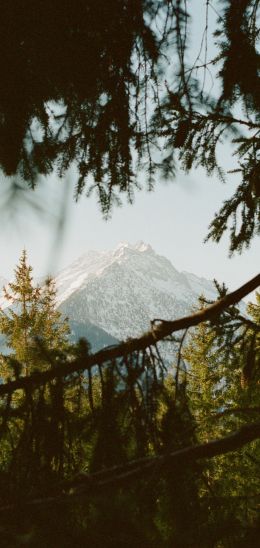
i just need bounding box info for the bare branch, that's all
[0,421,259,511]
[0,274,259,397]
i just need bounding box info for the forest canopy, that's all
[0,254,259,546]
[0,0,259,251]
[0,1,259,546]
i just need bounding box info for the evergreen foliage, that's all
[0,1,259,544]
[0,258,258,546]
[0,250,70,379]
[0,1,259,251]
[183,293,260,545]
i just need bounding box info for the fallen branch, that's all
[0,421,259,511]
[0,273,259,397]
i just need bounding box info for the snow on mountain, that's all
[56,242,218,341]
[182,271,217,301]
[0,244,248,349]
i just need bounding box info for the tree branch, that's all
[0,273,259,397]
[211,407,260,420]
[0,421,259,511]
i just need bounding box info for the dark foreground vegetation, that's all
[0,1,259,545]
[0,253,259,547]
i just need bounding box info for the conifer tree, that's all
[0,251,70,379]
[31,276,70,370]
[182,295,260,543]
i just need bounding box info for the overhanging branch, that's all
[0,273,259,397]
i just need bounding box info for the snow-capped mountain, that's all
[56,242,217,341]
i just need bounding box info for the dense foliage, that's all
[0,251,70,379]
[0,1,259,250]
[0,257,259,546]
[0,1,259,545]
[183,294,260,545]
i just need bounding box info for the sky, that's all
[0,164,258,300]
[0,1,258,299]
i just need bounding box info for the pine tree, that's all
[0,250,70,380]
[242,292,260,389]
[31,276,70,370]
[182,295,260,544]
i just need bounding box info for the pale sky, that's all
[0,164,258,301]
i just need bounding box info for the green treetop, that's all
[0,250,70,379]
[182,294,260,541]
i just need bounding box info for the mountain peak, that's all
[115,241,153,254]
[134,241,153,253]
[57,244,218,341]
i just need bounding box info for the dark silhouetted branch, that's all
[0,421,259,511]
[0,274,259,397]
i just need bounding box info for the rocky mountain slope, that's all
[56,242,217,341]
[0,275,117,353]
[69,320,119,352]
